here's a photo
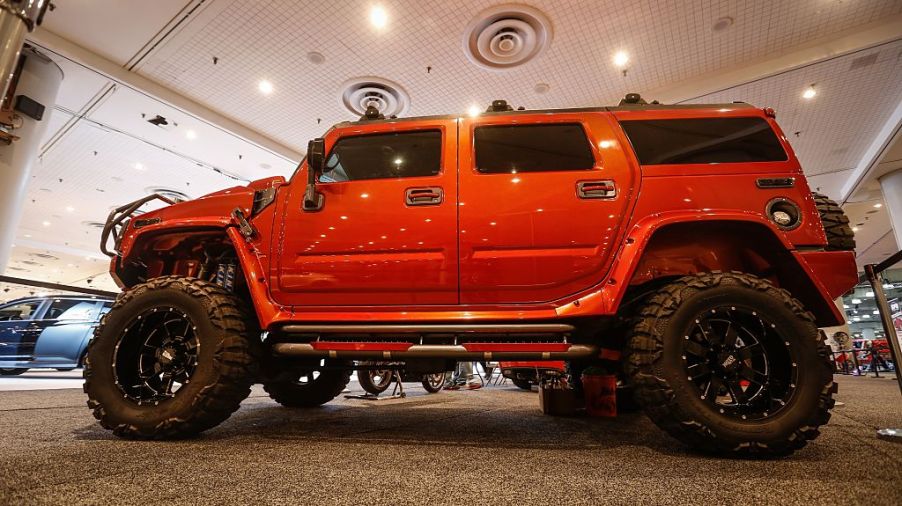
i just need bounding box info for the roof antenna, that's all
[486,99,515,112]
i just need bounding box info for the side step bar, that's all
[271,343,597,361]
[280,323,575,334]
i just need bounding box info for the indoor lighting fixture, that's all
[467,105,481,117]
[851,298,862,304]
[874,203,882,208]
[258,79,274,95]
[65,206,74,213]
[613,51,629,68]
[802,85,817,100]
[186,129,197,140]
[851,226,859,232]
[134,162,144,171]
[42,220,51,227]
[370,5,388,29]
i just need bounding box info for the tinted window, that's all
[320,130,442,182]
[55,301,98,321]
[474,123,595,173]
[45,299,90,320]
[620,117,787,165]
[0,301,42,321]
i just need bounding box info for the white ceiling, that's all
[5,0,902,302]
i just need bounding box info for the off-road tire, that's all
[263,359,352,407]
[357,367,393,395]
[512,378,534,390]
[625,271,835,456]
[812,192,855,251]
[84,276,258,439]
[0,368,27,376]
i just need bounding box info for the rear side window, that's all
[320,130,442,182]
[474,123,595,173]
[620,117,787,165]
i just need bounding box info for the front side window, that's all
[54,301,98,321]
[0,301,42,321]
[319,130,442,183]
[474,123,595,173]
[619,117,788,165]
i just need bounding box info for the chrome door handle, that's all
[576,180,616,199]
[405,187,443,206]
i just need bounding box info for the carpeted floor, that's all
[1,374,900,505]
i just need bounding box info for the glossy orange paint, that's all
[112,104,859,330]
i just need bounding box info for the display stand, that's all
[864,249,902,443]
[345,371,406,401]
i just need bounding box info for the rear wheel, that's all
[421,372,445,393]
[84,276,258,439]
[812,192,855,251]
[0,368,27,376]
[512,378,534,390]
[625,271,835,456]
[263,359,352,407]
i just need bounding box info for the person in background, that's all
[445,361,482,390]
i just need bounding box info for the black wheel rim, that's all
[113,307,200,405]
[681,305,797,421]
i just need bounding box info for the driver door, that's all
[273,119,459,306]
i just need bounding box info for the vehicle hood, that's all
[139,176,286,223]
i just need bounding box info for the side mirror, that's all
[303,138,325,212]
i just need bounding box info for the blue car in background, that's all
[0,295,114,375]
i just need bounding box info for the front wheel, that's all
[263,359,352,407]
[357,366,394,395]
[83,276,258,439]
[625,271,835,456]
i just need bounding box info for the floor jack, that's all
[345,370,406,401]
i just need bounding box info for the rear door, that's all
[0,299,47,362]
[33,299,101,365]
[458,113,637,304]
[274,119,459,306]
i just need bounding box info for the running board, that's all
[271,342,597,361]
[279,323,575,334]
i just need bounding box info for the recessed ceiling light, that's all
[467,105,481,117]
[369,5,388,29]
[307,52,325,65]
[41,220,51,227]
[802,85,817,100]
[258,79,274,95]
[186,129,197,140]
[65,206,74,213]
[874,203,882,208]
[851,226,859,232]
[613,51,630,68]
[134,162,144,171]
[24,234,31,238]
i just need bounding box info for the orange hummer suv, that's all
[88,96,857,456]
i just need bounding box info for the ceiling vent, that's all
[463,4,553,70]
[849,53,879,71]
[340,77,410,118]
[145,187,192,203]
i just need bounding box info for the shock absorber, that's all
[214,262,237,291]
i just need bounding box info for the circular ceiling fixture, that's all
[340,77,410,118]
[463,4,553,70]
[534,82,550,94]
[307,51,325,65]
[144,187,192,203]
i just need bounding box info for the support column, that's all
[879,169,902,251]
[0,47,62,272]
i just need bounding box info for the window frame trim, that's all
[471,121,599,175]
[316,128,446,184]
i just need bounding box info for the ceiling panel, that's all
[134,0,902,152]
[40,0,193,66]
